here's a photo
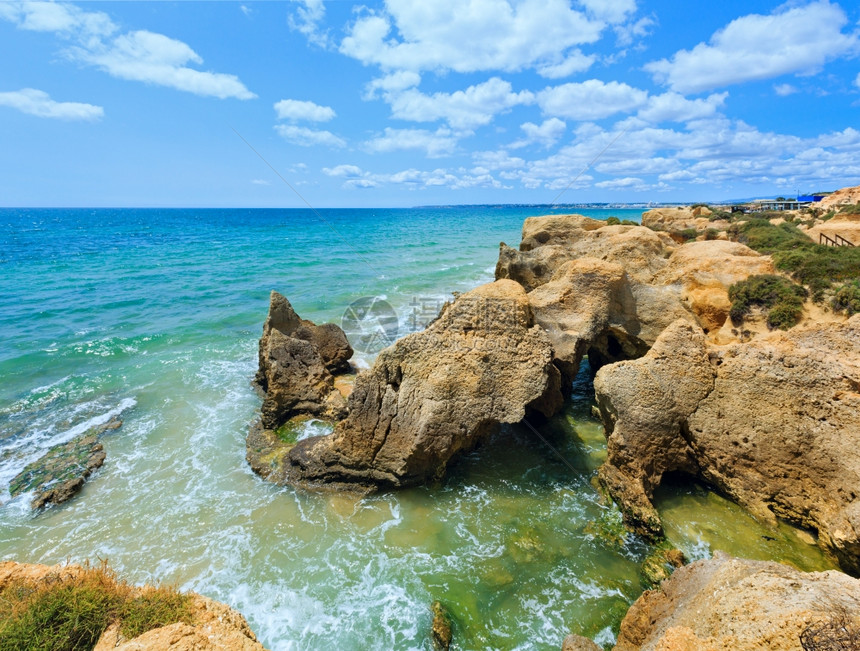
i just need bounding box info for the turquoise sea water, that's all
[0,207,834,650]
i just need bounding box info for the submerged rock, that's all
[595,316,860,573]
[255,291,353,429]
[431,600,453,650]
[562,634,602,651]
[281,280,563,490]
[614,552,860,651]
[9,419,121,509]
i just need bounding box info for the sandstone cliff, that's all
[614,552,860,651]
[595,316,860,573]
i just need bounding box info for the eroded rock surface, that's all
[614,552,860,651]
[595,316,860,573]
[255,291,353,429]
[9,419,121,509]
[280,280,563,490]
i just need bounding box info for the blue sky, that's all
[1,0,859,207]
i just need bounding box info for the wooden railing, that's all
[820,232,855,247]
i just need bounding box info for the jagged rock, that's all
[641,205,724,234]
[595,316,860,573]
[9,419,121,509]
[431,601,453,650]
[255,291,353,429]
[562,634,602,651]
[614,552,860,651]
[280,280,563,490]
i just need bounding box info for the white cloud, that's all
[646,1,860,93]
[637,91,727,123]
[578,0,636,24]
[72,30,256,99]
[364,127,459,157]
[364,71,422,100]
[0,1,116,41]
[1,2,254,100]
[323,164,365,178]
[535,51,595,79]
[240,5,252,17]
[0,88,103,121]
[774,83,798,96]
[288,0,330,48]
[275,125,346,147]
[339,0,605,76]
[595,176,646,189]
[615,15,654,48]
[538,80,648,120]
[511,118,567,148]
[855,72,860,89]
[274,99,335,122]
[251,178,270,185]
[386,77,533,129]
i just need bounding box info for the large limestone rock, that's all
[614,552,860,651]
[255,291,353,429]
[280,280,563,489]
[595,316,860,573]
[496,215,771,383]
[0,560,268,651]
[641,205,725,234]
[820,184,860,210]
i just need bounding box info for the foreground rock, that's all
[279,280,563,490]
[595,316,860,573]
[9,419,121,509]
[496,215,773,381]
[0,560,268,651]
[255,290,353,429]
[614,552,860,651]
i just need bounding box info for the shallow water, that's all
[0,207,836,650]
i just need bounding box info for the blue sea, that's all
[0,207,832,650]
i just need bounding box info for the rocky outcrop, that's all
[595,316,860,573]
[614,552,860,651]
[0,560,268,651]
[9,419,121,509]
[255,291,353,429]
[808,211,860,246]
[820,184,860,209]
[277,280,563,490]
[562,634,603,651]
[496,216,772,383]
[641,205,732,235]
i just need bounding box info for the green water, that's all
[0,207,837,650]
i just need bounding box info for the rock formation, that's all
[277,280,563,490]
[496,215,773,382]
[10,419,122,509]
[595,316,860,573]
[0,560,268,651]
[820,184,860,210]
[254,291,353,429]
[808,210,860,246]
[614,552,860,651]
[641,205,731,236]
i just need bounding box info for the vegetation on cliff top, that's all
[0,561,194,651]
[729,274,808,330]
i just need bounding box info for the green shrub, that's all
[620,219,638,226]
[677,228,698,242]
[708,210,732,221]
[704,228,719,241]
[728,274,807,330]
[821,210,836,221]
[838,204,860,215]
[0,561,194,651]
[606,216,620,225]
[832,280,860,315]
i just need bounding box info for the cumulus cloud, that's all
[511,118,567,148]
[615,15,655,48]
[287,0,330,48]
[538,80,648,120]
[774,83,798,96]
[1,2,254,99]
[646,1,860,93]
[321,162,506,190]
[364,127,459,157]
[363,71,422,100]
[385,77,533,129]
[0,88,103,121]
[275,124,346,147]
[856,72,860,88]
[578,0,636,24]
[339,0,604,76]
[274,99,336,122]
[637,91,727,123]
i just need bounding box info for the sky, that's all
[1,0,859,207]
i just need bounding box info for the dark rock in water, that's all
[431,600,453,651]
[255,291,353,429]
[561,634,602,651]
[281,280,564,490]
[9,419,121,509]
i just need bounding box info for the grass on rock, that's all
[728,274,807,330]
[0,560,194,651]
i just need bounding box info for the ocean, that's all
[0,207,833,650]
